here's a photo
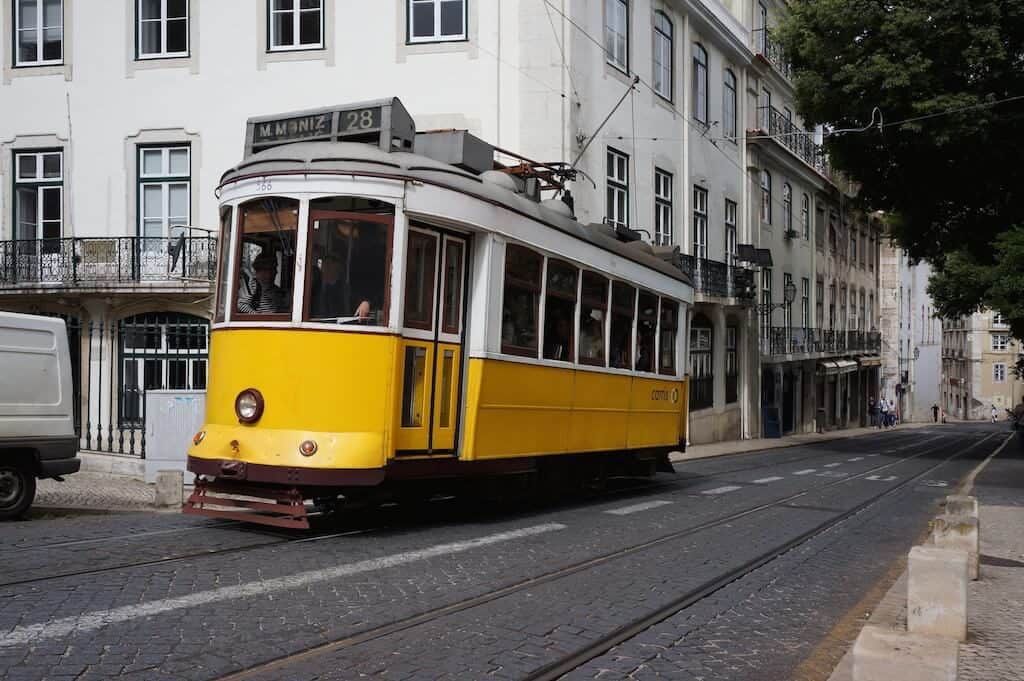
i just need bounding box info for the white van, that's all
[0,311,81,518]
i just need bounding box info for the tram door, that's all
[395,227,467,454]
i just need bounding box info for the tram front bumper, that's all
[187,456,385,487]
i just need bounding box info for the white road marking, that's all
[605,500,673,515]
[701,485,742,495]
[817,471,849,478]
[866,475,898,482]
[794,469,816,475]
[848,457,864,462]
[824,463,841,468]
[0,523,567,647]
[752,476,784,484]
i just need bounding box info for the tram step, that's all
[183,479,310,530]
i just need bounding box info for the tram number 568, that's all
[255,178,273,192]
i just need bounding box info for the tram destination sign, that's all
[245,98,417,156]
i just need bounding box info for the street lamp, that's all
[755,279,797,314]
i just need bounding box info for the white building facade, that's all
[0,0,880,453]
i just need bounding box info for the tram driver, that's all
[307,215,388,324]
[237,251,289,314]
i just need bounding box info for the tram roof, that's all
[220,141,693,288]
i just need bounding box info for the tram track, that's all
[214,429,999,681]
[0,430,942,590]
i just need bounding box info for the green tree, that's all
[778,0,1024,335]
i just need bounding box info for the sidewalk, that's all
[671,419,937,463]
[825,429,1024,681]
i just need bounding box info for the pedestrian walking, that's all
[932,403,940,423]
[868,397,878,427]
[991,404,998,423]
[879,396,889,429]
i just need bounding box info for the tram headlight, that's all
[235,388,264,424]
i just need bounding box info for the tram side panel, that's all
[461,358,686,460]
[193,329,397,472]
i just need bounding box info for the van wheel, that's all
[0,465,35,520]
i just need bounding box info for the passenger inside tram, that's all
[237,250,289,314]
[307,213,389,325]
[234,198,298,317]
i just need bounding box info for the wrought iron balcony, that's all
[679,255,756,301]
[755,106,831,178]
[762,326,882,356]
[0,236,217,290]
[753,28,793,82]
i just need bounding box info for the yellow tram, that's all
[185,98,694,528]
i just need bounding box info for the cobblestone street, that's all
[1,424,1020,680]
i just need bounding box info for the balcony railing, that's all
[753,28,793,82]
[756,106,831,178]
[761,326,882,356]
[679,255,756,301]
[0,236,217,289]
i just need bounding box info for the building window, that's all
[268,0,323,51]
[725,199,737,267]
[408,0,466,43]
[137,0,188,59]
[652,11,673,100]
[606,147,629,228]
[725,326,738,404]
[756,2,767,53]
[723,69,737,139]
[816,277,824,328]
[850,230,857,263]
[14,0,63,66]
[692,43,708,124]
[605,0,628,71]
[690,315,713,410]
[840,284,848,330]
[992,334,1010,351]
[783,273,793,330]
[868,293,874,329]
[138,146,190,242]
[761,267,773,338]
[782,183,793,234]
[14,150,63,249]
[859,290,866,330]
[869,232,876,271]
[801,277,810,328]
[760,169,772,224]
[119,312,209,428]
[828,282,836,329]
[654,168,673,246]
[993,312,1007,326]
[760,87,771,129]
[828,210,838,251]
[801,193,810,239]
[994,363,1006,383]
[692,186,708,259]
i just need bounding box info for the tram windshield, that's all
[234,198,299,317]
[305,197,392,325]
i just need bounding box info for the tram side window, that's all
[579,272,609,366]
[543,260,578,362]
[609,282,635,369]
[215,206,233,323]
[235,198,299,317]
[659,299,679,375]
[636,291,658,372]
[501,245,543,357]
[306,199,393,325]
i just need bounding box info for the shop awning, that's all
[817,360,839,375]
[857,355,882,368]
[835,359,858,374]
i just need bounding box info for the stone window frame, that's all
[3,1,73,83]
